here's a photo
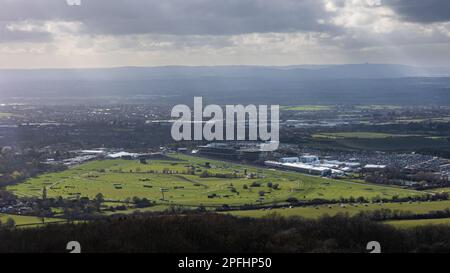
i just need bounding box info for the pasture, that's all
[385,218,450,228]
[312,132,421,139]
[355,105,403,110]
[225,200,450,219]
[310,132,450,151]
[281,105,332,111]
[0,213,64,227]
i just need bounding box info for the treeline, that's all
[37,194,155,219]
[357,208,450,222]
[0,151,67,187]
[213,193,449,212]
[34,194,107,220]
[1,213,450,253]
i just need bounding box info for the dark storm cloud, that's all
[383,0,450,23]
[0,0,335,37]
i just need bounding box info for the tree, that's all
[95,193,104,203]
[42,186,47,200]
[200,170,210,178]
[94,193,104,211]
[134,197,152,208]
[4,218,15,229]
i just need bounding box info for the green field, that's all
[385,218,450,228]
[313,132,421,139]
[226,201,450,228]
[430,187,450,194]
[282,105,332,111]
[225,200,450,219]
[0,112,16,118]
[6,154,422,207]
[395,116,450,124]
[310,132,450,151]
[0,213,64,227]
[356,105,403,110]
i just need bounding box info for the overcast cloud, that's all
[383,0,450,23]
[0,0,449,68]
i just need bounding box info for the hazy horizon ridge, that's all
[1,64,450,106]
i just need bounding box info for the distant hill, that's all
[0,64,450,105]
[1,64,450,82]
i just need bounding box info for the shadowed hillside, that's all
[1,213,450,253]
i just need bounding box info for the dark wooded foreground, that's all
[1,213,450,253]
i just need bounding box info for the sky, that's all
[0,0,450,68]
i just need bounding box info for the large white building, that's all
[299,155,319,164]
[363,164,387,172]
[106,152,139,159]
[265,161,331,176]
[279,157,299,163]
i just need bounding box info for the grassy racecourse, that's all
[7,154,422,207]
[6,154,450,228]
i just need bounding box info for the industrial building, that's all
[265,154,365,177]
[197,142,269,162]
[265,161,332,176]
[279,157,300,163]
[198,143,239,159]
[363,164,387,172]
[299,155,319,164]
